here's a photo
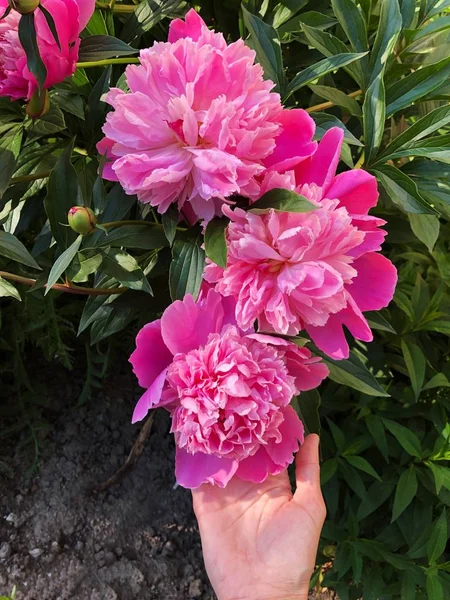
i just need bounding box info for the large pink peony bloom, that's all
[97,9,295,222]
[129,290,328,488]
[205,127,397,360]
[0,0,94,100]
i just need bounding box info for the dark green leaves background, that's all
[1,0,450,597]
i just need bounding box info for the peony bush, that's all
[1,0,450,598]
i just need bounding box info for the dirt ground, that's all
[0,366,334,600]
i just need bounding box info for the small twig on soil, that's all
[91,413,155,493]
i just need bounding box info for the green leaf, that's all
[365,311,396,333]
[309,84,362,116]
[368,0,402,85]
[373,165,438,214]
[121,0,184,43]
[84,65,112,150]
[427,509,448,564]
[317,349,390,397]
[250,188,317,213]
[78,36,139,62]
[18,13,47,91]
[320,458,338,485]
[326,419,346,454]
[426,572,444,600]
[161,206,178,246]
[382,418,422,458]
[301,24,364,87]
[311,112,363,146]
[70,250,103,283]
[242,6,285,93]
[0,148,16,200]
[93,224,168,250]
[423,373,450,391]
[401,338,426,400]
[386,57,450,116]
[339,459,367,498]
[345,455,382,481]
[100,249,152,294]
[44,141,79,249]
[363,76,386,164]
[28,107,66,138]
[39,4,61,51]
[285,53,367,99]
[392,465,418,522]
[408,214,440,252]
[0,276,21,301]
[169,234,205,301]
[366,414,390,461]
[204,217,228,269]
[296,389,321,435]
[331,0,368,53]
[85,8,108,35]
[376,104,450,163]
[45,235,82,294]
[400,570,416,600]
[0,230,41,270]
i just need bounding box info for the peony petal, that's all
[161,289,225,355]
[326,169,379,215]
[266,406,304,466]
[264,109,317,172]
[73,0,96,31]
[306,293,373,360]
[347,252,398,312]
[175,447,239,488]
[294,127,344,194]
[235,446,283,483]
[168,8,207,43]
[131,369,168,424]
[129,320,173,389]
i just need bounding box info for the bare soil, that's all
[0,366,335,600]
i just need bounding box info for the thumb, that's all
[293,434,326,521]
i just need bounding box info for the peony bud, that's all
[25,89,50,120]
[68,206,97,235]
[10,0,40,14]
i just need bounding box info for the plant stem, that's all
[354,152,365,169]
[0,272,127,296]
[77,57,140,69]
[95,1,137,12]
[10,171,51,185]
[306,89,363,113]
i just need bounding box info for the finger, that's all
[293,434,322,505]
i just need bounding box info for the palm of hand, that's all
[193,435,326,600]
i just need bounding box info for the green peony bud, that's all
[25,89,50,120]
[68,206,97,235]
[9,0,40,14]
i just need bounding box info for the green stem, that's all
[95,1,137,12]
[0,271,127,296]
[10,171,51,185]
[77,57,140,69]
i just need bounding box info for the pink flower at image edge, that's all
[205,125,398,360]
[0,0,95,100]
[129,290,328,489]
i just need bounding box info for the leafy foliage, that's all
[1,0,450,597]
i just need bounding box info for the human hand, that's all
[192,434,326,600]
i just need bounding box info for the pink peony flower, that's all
[0,0,94,100]
[205,127,398,360]
[129,290,328,488]
[97,9,294,222]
